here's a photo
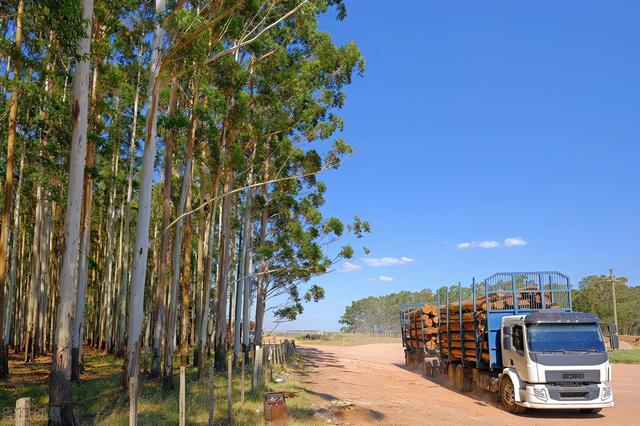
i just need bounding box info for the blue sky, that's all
[267,1,640,331]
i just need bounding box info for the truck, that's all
[400,271,614,414]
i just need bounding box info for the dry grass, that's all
[269,332,401,346]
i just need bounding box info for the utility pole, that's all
[609,269,618,330]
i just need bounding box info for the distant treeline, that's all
[339,275,640,336]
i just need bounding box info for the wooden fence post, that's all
[208,361,215,426]
[15,397,30,426]
[227,352,233,424]
[179,366,186,426]
[129,376,138,426]
[252,345,263,391]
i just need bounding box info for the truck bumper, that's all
[518,384,614,409]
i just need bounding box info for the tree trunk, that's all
[126,0,165,385]
[116,63,142,357]
[0,0,23,380]
[254,158,269,346]
[164,84,197,387]
[151,77,176,377]
[214,170,232,372]
[49,0,94,423]
[4,149,25,363]
[71,138,96,381]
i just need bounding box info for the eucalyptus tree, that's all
[49,0,95,422]
[0,0,23,381]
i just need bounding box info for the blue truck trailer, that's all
[401,272,614,414]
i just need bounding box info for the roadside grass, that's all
[0,350,320,425]
[272,332,400,346]
[608,349,640,364]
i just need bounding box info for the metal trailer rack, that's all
[436,271,572,373]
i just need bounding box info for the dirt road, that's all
[297,343,639,425]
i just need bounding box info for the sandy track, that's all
[297,343,639,425]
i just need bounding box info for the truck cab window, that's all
[512,325,524,352]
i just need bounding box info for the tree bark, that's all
[115,56,142,357]
[165,83,197,387]
[151,77,177,377]
[214,170,232,371]
[0,0,23,380]
[71,138,95,381]
[49,0,94,422]
[126,0,165,385]
[4,148,25,363]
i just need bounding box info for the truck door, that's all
[505,323,527,374]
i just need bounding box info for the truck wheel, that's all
[447,363,457,387]
[500,377,526,414]
[404,352,409,366]
[455,364,472,393]
[579,408,602,414]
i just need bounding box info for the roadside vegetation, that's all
[274,332,400,346]
[608,349,640,364]
[339,275,640,336]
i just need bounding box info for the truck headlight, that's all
[601,385,612,401]
[534,387,547,401]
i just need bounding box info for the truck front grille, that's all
[547,384,599,401]
[545,370,600,384]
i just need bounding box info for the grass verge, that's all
[608,349,640,364]
[271,332,400,346]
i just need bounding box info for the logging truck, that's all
[400,271,614,414]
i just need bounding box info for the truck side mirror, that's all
[502,336,512,351]
[610,334,619,350]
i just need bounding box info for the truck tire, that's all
[455,364,472,393]
[447,363,457,387]
[500,376,526,414]
[579,408,602,414]
[405,352,409,366]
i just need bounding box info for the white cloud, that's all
[362,256,415,267]
[341,261,362,272]
[504,237,527,248]
[477,240,500,249]
[366,275,396,282]
[457,237,528,249]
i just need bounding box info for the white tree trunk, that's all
[48,0,94,422]
[126,0,165,381]
[4,150,25,348]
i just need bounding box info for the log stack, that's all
[439,298,490,363]
[404,304,439,351]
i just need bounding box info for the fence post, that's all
[252,345,263,391]
[179,366,186,426]
[208,361,215,426]
[240,351,245,404]
[129,376,138,426]
[15,397,30,426]
[227,352,233,424]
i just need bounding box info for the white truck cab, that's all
[499,311,614,413]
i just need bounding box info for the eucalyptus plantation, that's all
[0,0,369,420]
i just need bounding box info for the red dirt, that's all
[298,343,639,425]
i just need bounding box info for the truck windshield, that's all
[526,323,605,352]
